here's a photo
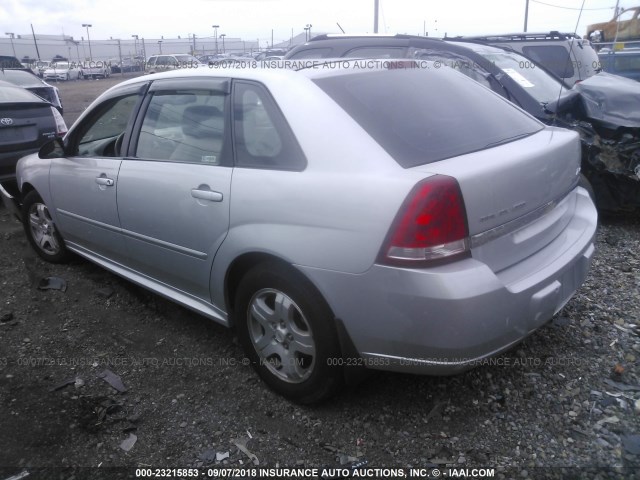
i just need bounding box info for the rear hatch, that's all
[0,85,58,176]
[0,103,55,151]
[414,127,581,273]
[312,62,582,273]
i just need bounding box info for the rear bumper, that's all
[299,186,597,375]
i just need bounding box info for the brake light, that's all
[379,175,470,266]
[51,107,68,137]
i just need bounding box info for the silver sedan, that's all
[2,61,597,403]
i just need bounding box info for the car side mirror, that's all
[39,138,66,159]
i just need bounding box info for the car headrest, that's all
[181,104,223,138]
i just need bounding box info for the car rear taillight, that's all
[379,175,470,267]
[51,106,68,136]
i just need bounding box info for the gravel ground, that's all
[1,78,640,480]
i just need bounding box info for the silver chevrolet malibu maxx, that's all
[1,61,597,403]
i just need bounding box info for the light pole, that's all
[5,33,16,57]
[304,24,312,41]
[73,41,80,63]
[82,24,92,61]
[157,40,163,54]
[220,34,226,53]
[524,0,530,32]
[212,25,219,54]
[131,34,139,57]
[374,0,379,33]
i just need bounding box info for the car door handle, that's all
[191,188,223,202]
[95,177,114,187]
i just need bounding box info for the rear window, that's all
[0,85,46,103]
[313,67,542,167]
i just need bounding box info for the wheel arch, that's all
[224,253,322,327]
[223,252,364,385]
[20,182,36,199]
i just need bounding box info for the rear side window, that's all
[233,81,306,170]
[521,45,574,79]
[314,68,542,168]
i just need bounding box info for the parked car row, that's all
[1,56,597,403]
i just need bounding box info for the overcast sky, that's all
[0,0,633,46]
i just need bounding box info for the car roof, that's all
[102,58,447,93]
[455,32,585,42]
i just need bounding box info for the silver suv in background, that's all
[457,32,600,85]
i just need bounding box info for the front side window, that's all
[233,81,306,170]
[135,89,228,165]
[74,94,139,157]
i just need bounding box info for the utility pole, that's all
[117,39,123,76]
[212,25,219,54]
[132,34,139,57]
[5,33,16,57]
[82,24,93,61]
[524,0,529,32]
[31,24,41,61]
[374,0,379,34]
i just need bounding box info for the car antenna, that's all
[337,22,346,33]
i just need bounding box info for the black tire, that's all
[22,191,70,263]
[234,262,343,404]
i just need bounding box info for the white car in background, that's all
[43,62,82,81]
[82,61,111,79]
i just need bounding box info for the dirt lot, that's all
[55,73,144,126]
[1,78,640,480]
